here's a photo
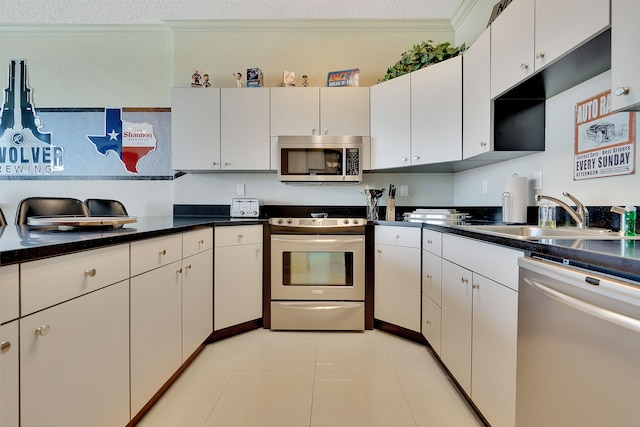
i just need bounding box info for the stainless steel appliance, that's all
[269,217,366,330]
[277,135,362,183]
[230,197,260,218]
[517,256,640,427]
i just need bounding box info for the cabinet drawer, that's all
[422,229,442,256]
[131,234,182,277]
[422,250,442,306]
[0,265,19,324]
[215,225,262,247]
[21,244,129,316]
[183,228,213,258]
[442,234,522,290]
[375,225,421,248]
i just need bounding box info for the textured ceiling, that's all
[1,0,467,25]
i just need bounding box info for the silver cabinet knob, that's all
[323,128,329,135]
[84,268,97,277]
[472,284,480,289]
[377,249,383,253]
[198,239,204,245]
[186,264,192,270]
[1,341,11,354]
[36,325,51,337]
[413,155,420,160]
[615,87,630,96]
[426,274,433,280]
[461,277,469,284]
[159,249,167,255]
[212,161,219,166]
[312,129,317,135]
[176,267,183,274]
[535,51,545,59]
[520,63,529,70]
[401,157,408,162]
[480,141,487,147]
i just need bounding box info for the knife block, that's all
[386,199,396,221]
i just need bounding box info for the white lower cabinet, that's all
[1,320,19,427]
[421,292,441,355]
[374,226,421,332]
[441,234,521,427]
[20,280,130,427]
[181,249,213,360]
[214,225,263,331]
[130,261,183,415]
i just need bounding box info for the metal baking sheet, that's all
[27,216,137,229]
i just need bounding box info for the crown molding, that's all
[163,19,454,33]
[450,0,478,31]
[0,24,171,36]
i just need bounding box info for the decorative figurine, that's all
[191,70,202,87]
[233,72,243,87]
[283,70,295,87]
[202,74,211,87]
[302,74,309,87]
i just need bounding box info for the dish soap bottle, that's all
[623,205,636,237]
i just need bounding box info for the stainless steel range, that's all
[269,217,366,330]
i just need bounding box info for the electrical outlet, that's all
[400,185,409,197]
[236,184,245,196]
[482,179,488,194]
[533,171,543,190]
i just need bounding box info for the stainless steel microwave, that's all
[277,135,363,183]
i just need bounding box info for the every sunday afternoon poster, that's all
[574,90,635,180]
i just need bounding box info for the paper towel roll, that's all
[502,175,528,223]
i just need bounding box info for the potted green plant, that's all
[379,40,466,82]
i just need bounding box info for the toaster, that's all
[230,198,260,218]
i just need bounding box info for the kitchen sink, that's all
[454,225,636,240]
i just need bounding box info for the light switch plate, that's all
[533,171,543,190]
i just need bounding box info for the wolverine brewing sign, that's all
[574,90,635,180]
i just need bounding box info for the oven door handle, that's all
[275,303,362,311]
[271,237,365,244]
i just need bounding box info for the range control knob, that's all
[286,218,293,224]
[276,218,284,225]
[343,219,350,224]
[352,219,360,225]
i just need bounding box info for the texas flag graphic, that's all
[87,108,156,173]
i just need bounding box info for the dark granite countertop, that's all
[0,216,266,266]
[377,220,640,283]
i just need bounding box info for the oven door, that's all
[271,234,365,300]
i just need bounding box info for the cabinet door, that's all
[0,264,18,324]
[171,87,221,170]
[471,274,518,427]
[612,0,640,111]
[131,262,182,414]
[490,0,535,98]
[374,244,421,332]
[411,56,462,164]
[422,250,442,305]
[462,27,492,159]
[534,0,610,71]
[0,321,18,427]
[370,73,411,169]
[221,88,271,170]
[271,87,320,135]
[440,259,472,394]
[214,243,263,330]
[20,281,130,427]
[422,293,442,356]
[320,87,370,136]
[182,249,213,360]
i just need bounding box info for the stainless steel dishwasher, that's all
[517,256,640,427]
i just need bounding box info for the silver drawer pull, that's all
[186,264,192,270]
[472,284,480,289]
[461,277,469,284]
[198,239,204,244]
[1,341,11,354]
[84,268,97,277]
[35,325,51,337]
[159,249,167,255]
[426,274,433,279]
[177,267,183,274]
[238,234,244,238]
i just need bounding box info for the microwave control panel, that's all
[345,148,360,176]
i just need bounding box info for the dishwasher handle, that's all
[524,277,640,333]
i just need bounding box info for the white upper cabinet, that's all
[611,0,640,111]
[411,56,462,165]
[370,73,412,169]
[221,88,271,170]
[319,87,370,136]
[491,0,610,98]
[463,28,492,159]
[534,0,610,71]
[171,88,221,170]
[271,87,320,136]
[490,0,535,98]
[271,87,369,136]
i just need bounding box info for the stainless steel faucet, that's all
[535,192,589,228]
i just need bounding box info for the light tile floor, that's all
[137,328,484,427]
